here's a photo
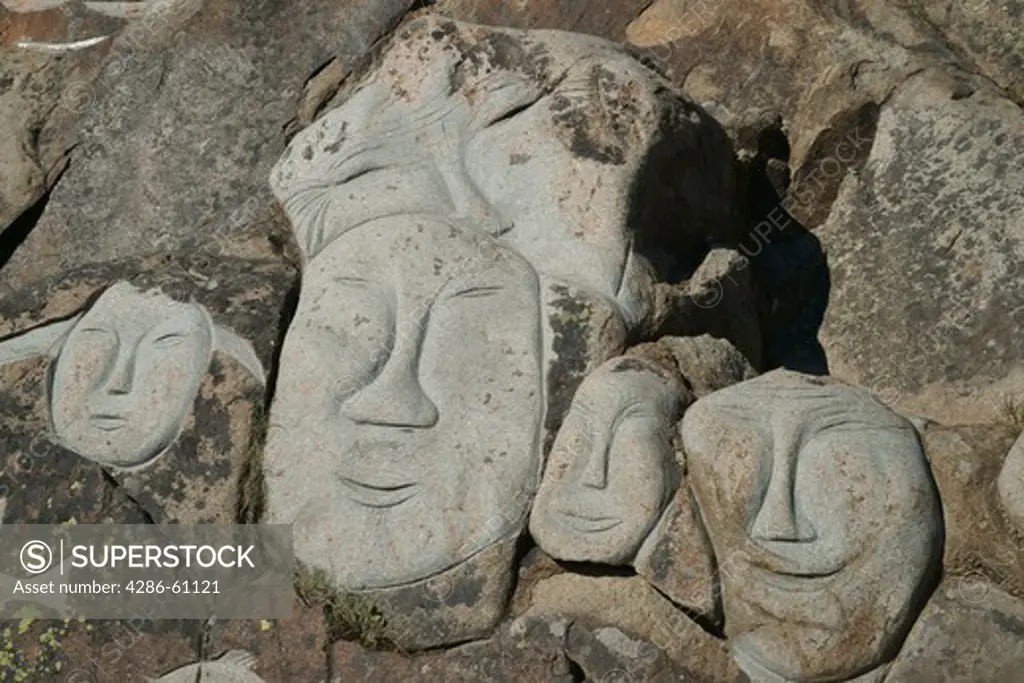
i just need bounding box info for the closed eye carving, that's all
[151,332,186,348]
[449,285,504,299]
[611,402,659,435]
[339,165,387,185]
[334,276,371,287]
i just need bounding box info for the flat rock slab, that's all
[0,253,294,524]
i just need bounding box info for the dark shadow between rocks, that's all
[624,104,831,374]
[735,125,831,375]
[0,186,51,280]
[237,275,299,524]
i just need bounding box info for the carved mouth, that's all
[337,477,419,509]
[90,415,127,432]
[560,511,622,533]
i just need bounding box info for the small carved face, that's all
[530,358,680,564]
[51,283,213,468]
[265,215,544,590]
[681,370,942,682]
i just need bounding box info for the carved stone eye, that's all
[151,332,186,348]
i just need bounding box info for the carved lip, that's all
[90,414,127,432]
[337,477,419,509]
[746,542,849,586]
[560,511,622,533]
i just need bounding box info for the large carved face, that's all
[530,357,679,564]
[680,370,942,682]
[264,215,543,590]
[51,283,214,468]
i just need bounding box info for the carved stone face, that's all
[51,283,213,468]
[530,357,679,564]
[681,370,942,682]
[264,215,543,590]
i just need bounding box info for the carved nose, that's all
[102,351,136,396]
[750,491,816,542]
[750,448,817,543]
[340,339,438,428]
[578,430,611,490]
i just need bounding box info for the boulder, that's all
[681,369,943,682]
[658,334,758,397]
[634,482,720,624]
[818,72,1024,425]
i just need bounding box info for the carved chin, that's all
[56,423,169,469]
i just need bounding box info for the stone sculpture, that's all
[530,354,685,564]
[265,215,544,591]
[681,369,944,682]
[263,14,744,638]
[0,280,263,469]
[997,430,1024,532]
[149,650,266,683]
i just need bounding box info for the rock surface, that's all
[920,421,1024,599]
[886,578,1024,682]
[0,253,294,525]
[633,482,720,623]
[0,0,1023,680]
[523,573,741,682]
[0,0,415,290]
[818,72,1024,425]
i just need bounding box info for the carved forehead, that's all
[306,215,536,284]
[573,356,681,416]
[82,283,208,327]
[687,370,911,431]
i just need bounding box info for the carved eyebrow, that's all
[707,401,759,423]
[610,400,656,434]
